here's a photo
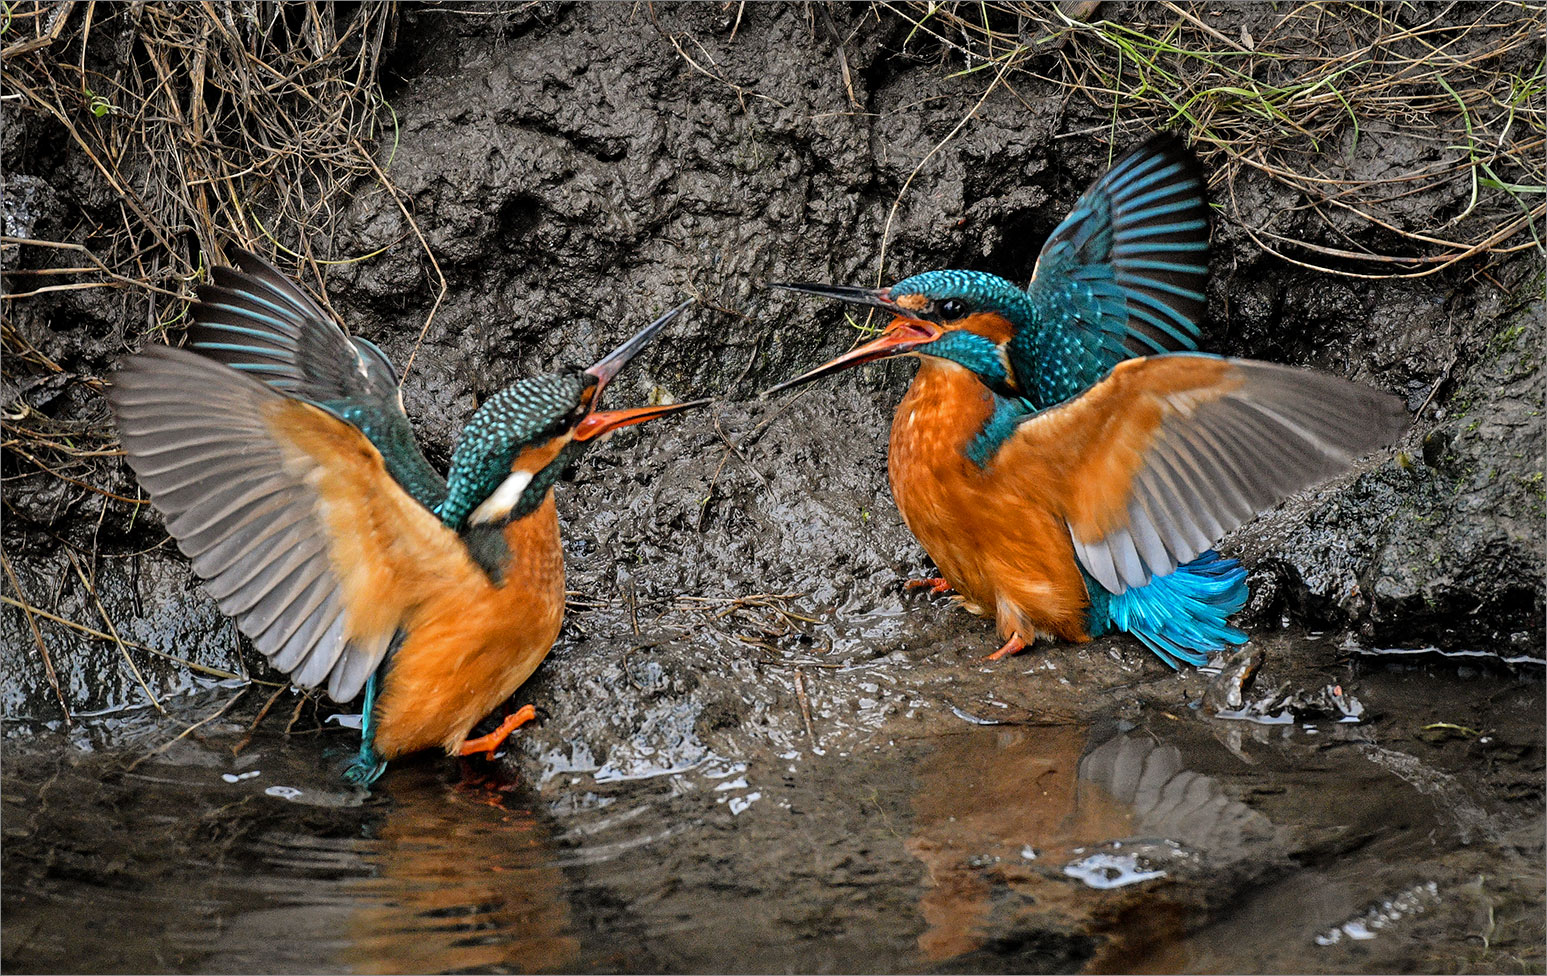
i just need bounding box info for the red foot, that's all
[985,633,1028,661]
[906,577,954,595]
[457,703,538,758]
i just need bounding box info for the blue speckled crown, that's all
[890,270,1034,320]
[887,270,1035,395]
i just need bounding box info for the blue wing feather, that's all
[1014,134,1212,407]
[185,249,447,510]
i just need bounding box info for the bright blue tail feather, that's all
[1085,550,1248,669]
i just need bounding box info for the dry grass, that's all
[2,3,411,307]
[0,1,440,513]
[883,0,1545,278]
[2,2,416,709]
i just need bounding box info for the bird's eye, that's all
[939,298,969,319]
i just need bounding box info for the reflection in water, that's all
[1,732,580,975]
[1077,731,1282,858]
[149,764,581,974]
[343,769,579,974]
[907,723,1283,972]
[10,653,1527,975]
[908,724,1130,961]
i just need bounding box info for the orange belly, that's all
[370,494,566,758]
[888,359,1091,643]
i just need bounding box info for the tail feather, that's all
[1087,550,1247,669]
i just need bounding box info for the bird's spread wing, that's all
[188,248,446,508]
[994,355,1408,594]
[111,346,479,702]
[1016,135,1211,405]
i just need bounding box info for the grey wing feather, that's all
[1071,359,1408,594]
[187,249,443,507]
[110,345,404,703]
[190,249,402,407]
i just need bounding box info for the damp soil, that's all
[2,4,1544,974]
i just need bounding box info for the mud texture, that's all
[2,4,1543,974]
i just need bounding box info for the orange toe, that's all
[457,703,538,758]
[985,633,1028,661]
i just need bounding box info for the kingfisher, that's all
[768,136,1409,666]
[109,249,706,784]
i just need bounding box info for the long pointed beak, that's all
[584,299,694,396]
[573,398,712,442]
[762,319,944,396]
[769,281,895,310]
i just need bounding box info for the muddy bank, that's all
[3,3,1541,718]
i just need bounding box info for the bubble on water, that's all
[1314,880,1441,946]
[265,785,303,800]
[1062,852,1166,889]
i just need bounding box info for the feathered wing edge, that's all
[1026,134,1212,370]
[1057,356,1409,595]
[109,345,447,702]
[189,248,401,406]
[186,247,446,507]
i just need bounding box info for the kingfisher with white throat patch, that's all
[110,249,708,784]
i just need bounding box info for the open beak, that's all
[573,398,711,442]
[584,298,695,398]
[574,298,708,440]
[762,318,944,396]
[768,281,896,310]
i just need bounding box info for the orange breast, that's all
[888,360,1092,642]
[370,493,566,758]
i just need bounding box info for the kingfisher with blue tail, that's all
[767,135,1409,667]
[109,249,707,784]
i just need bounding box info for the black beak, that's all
[769,282,896,310]
[584,299,695,396]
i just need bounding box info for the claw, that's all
[905,576,954,595]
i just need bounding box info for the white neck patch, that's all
[469,469,535,525]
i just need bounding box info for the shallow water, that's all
[4,640,1542,975]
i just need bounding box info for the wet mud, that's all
[2,3,1543,974]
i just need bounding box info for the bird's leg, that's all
[906,577,954,595]
[985,632,1029,661]
[458,703,538,758]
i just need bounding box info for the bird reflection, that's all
[907,722,1283,972]
[342,767,578,974]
